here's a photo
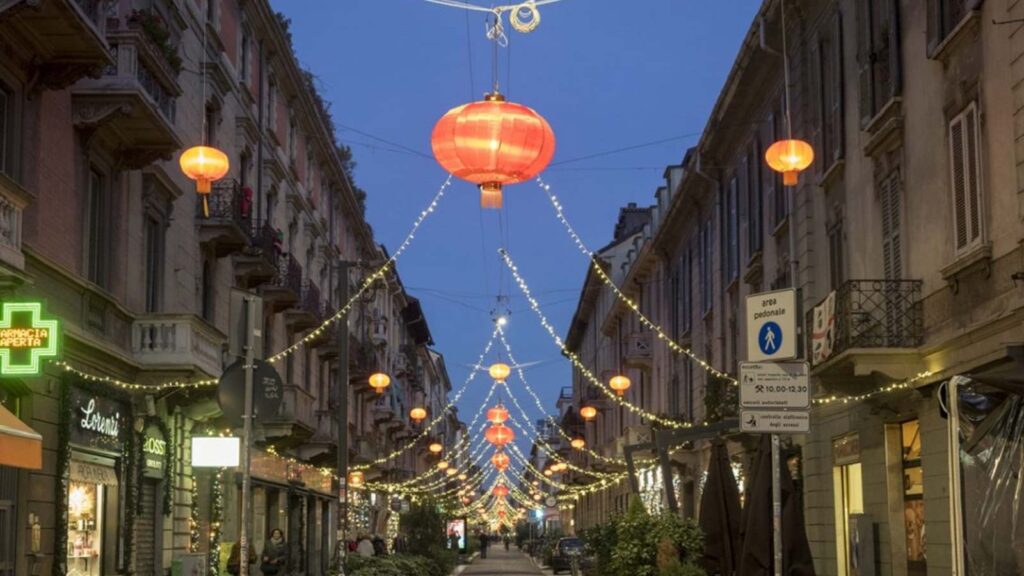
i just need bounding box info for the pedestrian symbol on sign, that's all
[758,321,782,356]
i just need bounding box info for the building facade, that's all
[0,1,460,576]
[562,1,1023,576]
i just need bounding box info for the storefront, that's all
[135,419,172,576]
[61,384,130,576]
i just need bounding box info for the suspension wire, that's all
[465,5,476,99]
[781,0,793,139]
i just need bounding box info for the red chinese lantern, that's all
[571,437,585,450]
[179,145,229,217]
[485,424,515,447]
[488,363,511,383]
[609,374,631,396]
[493,485,510,498]
[765,139,814,186]
[491,451,510,471]
[431,92,556,209]
[487,403,509,425]
[409,407,427,423]
[497,509,507,519]
[579,406,597,421]
[368,372,391,394]
[428,442,443,455]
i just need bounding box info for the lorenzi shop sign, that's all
[0,301,60,376]
[79,399,120,437]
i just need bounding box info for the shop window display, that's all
[67,482,102,576]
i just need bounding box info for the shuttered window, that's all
[726,176,739,282]
[880,170,902,280]
[948,102,984,254]
[680,250,691,335]
[748,143,763,254]
[701,218,713,313]
[927,0,982,53]
[816,11,845,169]
[828,217,845,290]
[857,0,900,126]
[0,87,8,176]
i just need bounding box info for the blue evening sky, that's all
[272,0,760,455]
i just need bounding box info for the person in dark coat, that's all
[227,540,256,575]
[260,528,289,575]
[371,534,387,556]
[478,531,489,559]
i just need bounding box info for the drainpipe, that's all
[255,39,265,229]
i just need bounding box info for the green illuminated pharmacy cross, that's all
[0,302,60,376]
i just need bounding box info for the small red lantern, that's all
[487,403,509,425]
[579,405,597,421]
[180,145,230,217]
[485,424,515,447]
[491,451,510,471]
[765,139,814,186]
[609,374,631,396]
[409,407,427,423]
[431,92,556,209]
[493,485,509,498]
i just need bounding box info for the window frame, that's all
[726,175,739,282]
[85,165,111,289]
[948,101,984,255]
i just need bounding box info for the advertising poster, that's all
[446,518,467,553]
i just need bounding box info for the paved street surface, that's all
[459,548,546,575]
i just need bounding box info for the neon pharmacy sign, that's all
[0,302,60,376]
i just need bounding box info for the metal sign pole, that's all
[337,261,353,572]
[772,433,783,576]
[239,296,257,576]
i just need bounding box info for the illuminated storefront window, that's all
[901,420,926,575]
[832,434,863,576]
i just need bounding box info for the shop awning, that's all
[0,404,42,469]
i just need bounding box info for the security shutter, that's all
[0,466,16,576]
[880,171,902,280]
[135,480,159,576]
[948,103,983,254]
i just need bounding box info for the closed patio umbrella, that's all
[738,435,815,576]
[699,440,742,575]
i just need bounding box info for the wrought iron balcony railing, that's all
[273,253,303,296]
[201,179,252,229]
[807,279,923,365]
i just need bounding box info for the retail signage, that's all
[0,301,60,376]
[70,460,119,485]
[144,425,167,471]
[217,358,284,426]
[69,389,125,451]
[739,362,810,409]
[811,291,836,365]
[191,436,240,467]
[745,289,797,362]
[740,410,810,433]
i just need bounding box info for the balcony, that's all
[261,253,302,312]
[0,0,112,90]
[261,384,316,446]
[285,279,322,331]
[297,410,337,464]
[0,172,30,286]
[198,180,252,258]
[807,279,925,386]
[71,15,181,168]
[372,398,396,424]
[234,220,279,288]
[131,314,225,378]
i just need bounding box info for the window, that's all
[827,217,845,290]
[205,105,217,148]
[701,217,713,313]
[948,102,984,255]
[206,0,216,23]
[679,251,691,335]
[857,0,900,125]
[267,77,278,129]
[143,215,164,312]
[880,169,903,279]
[85,168,109,288]
[0,84,10,176]
[747,144,762,255]
[288,117,297,163]
[240,28,251,82]
[928,0,980,51]
[816,12,845,168]
[900,420,926,575]
[240,151,251,189]
[832,436,864,576]
[726,176,739,282]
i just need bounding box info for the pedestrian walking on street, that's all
[371,534,388,556]
[478,531,489,559]
[260,529,289,575]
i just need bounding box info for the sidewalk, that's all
[454,547,546,575]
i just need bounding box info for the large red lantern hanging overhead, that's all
[487,403,509,425]
[431,92,556,209]
[491,451,510,471]
[485,424,515,447]
[180,145,229,217]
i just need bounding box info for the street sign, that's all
[739,362,810,409]
[740,410,810,433]
[544,496,557,507]
[217,359,284,426]
[746,288,797,361]
[228,290,263,359]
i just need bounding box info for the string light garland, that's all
[500,247,696,429]
[537,177,737,384]
[56,361,217,391]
